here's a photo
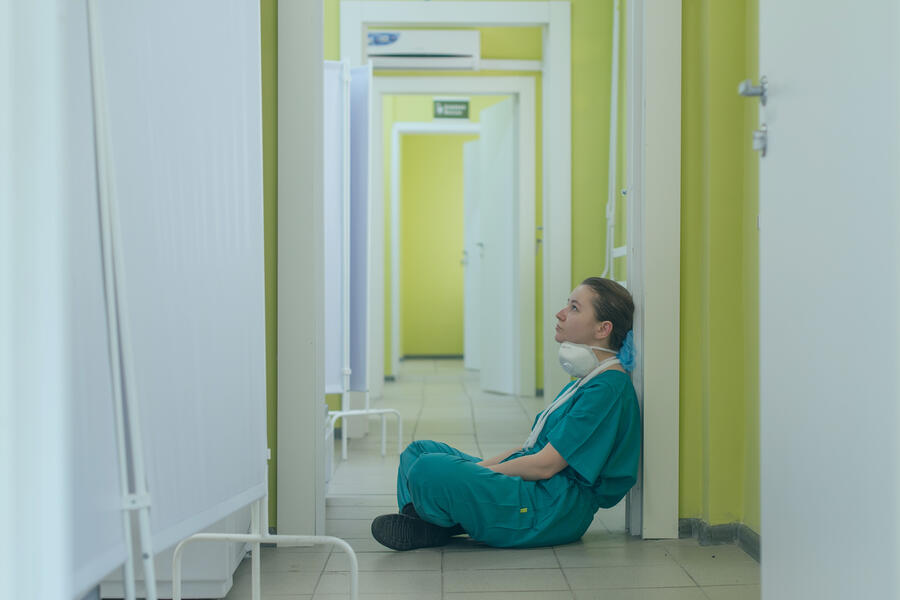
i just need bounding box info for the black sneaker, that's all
[400,503,466,536]
[371,513,451,551]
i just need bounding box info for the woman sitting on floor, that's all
[371,277,642,550]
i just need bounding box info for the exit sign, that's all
[434,99,469,119]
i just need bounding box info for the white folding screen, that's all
[93,0,267,554]
[323,61,348,395]
[67,2,129,594]
[462,140,482,371]
[349,64,371,393]
[324,62,371,396]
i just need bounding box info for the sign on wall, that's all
[434,98,469,119]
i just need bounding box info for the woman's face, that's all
[555,285,607,345]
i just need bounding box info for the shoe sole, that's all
[371,513,450,551]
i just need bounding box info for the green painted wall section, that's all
[260,0,277,528]
[680,0,759,530]
[570,0,627,289]
[400,134,479,355]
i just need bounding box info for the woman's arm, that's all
[484,443,568,481]
[476,447,519,467]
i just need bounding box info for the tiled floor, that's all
[227,360,759,600]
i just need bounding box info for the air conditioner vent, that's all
[367,30,480,70]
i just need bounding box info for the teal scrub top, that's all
[512,370,642,509]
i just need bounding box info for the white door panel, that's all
[758,3,900,598]
[463,140,482,370]
[478,98,518,395]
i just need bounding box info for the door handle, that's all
[738,75,767,106]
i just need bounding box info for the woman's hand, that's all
[484,443,568,481]
[476,448,518,467]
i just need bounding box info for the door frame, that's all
[380,81,535,395]
[389,121,482,376]
[627,0,682,539]
[340,0,568,401]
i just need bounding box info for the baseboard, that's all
[401,354,464,360]
[678,518,760,563]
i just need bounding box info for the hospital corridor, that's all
[228,360,759,599]
[4,1,900,600]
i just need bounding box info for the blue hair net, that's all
[617,330,635,371]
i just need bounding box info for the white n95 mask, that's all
[558,342,617,378]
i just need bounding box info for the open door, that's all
[478,97,518,395]
[462,140,482,370]
[758,1,900,597]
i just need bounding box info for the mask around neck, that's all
[557,341,617,378]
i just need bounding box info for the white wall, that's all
[3,4,79,598]
[277,0,327,535]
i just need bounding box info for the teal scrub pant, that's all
[397,440,598,548]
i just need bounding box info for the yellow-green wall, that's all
[680,0,759,531]
[400,134,478,355]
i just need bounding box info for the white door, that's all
[462,140,482,370]
[478,97,518,394]
[758,3,900,599]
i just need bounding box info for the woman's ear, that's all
[593,320,613,342]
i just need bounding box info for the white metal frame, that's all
[173,477,359,600]
[340,1,570,400]
[86,2,158,596]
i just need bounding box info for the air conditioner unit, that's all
[367,30,480,70]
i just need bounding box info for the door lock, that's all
[752,124,767,157]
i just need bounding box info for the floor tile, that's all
[554,543,674,567]
[573,588,706,600]
[443,547,559,570]
[563,564,696,590]
[314,594,440,600]
[259,550,330,573]
[663,544,759,586]
[230,569,321,595]
[325,549,442,571]
[326,505,397,520]
[446,592,575,600]
[701,584,761,600]
[326,494,396,507]
[677,561,760,587]
[315,570,442,594]
[443,568,569,593]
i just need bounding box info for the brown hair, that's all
[580,277,634,350]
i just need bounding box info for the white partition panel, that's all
[67,2,129,593]
[95,0,267,553]
[349,64,371,392]
[462,140,482,371]
[323,61,347,395]
[478,98,518,395]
